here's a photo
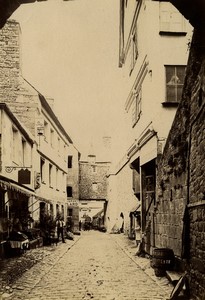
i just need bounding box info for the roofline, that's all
[0,103,34,145]
[23,78,73,144]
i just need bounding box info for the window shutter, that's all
[170,11,184,32]
[160,2,185,33]
[160,3,171,31]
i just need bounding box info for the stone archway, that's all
[0,0,47,29]
[0,1,205,30]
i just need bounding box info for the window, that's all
[67,186,73,197]
[92,183,98,191]
[12,127,18,163]
[50,129,54,147]
[165,66,186,103]
[129,25,138,74]
[49,163,53,187]
[40,158,45,183]
[22,138,26,166]
[56,168,59,190]
[44,121,49,141]
[64,144,66,161]
[132,90,142,126]
[91,165,96,173]
[62,172,65,192]
[68,156,72,168]
[57,137,60,153]
[159,2,186,33]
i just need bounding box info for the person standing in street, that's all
[135,215,141,247]
[56,217,66,243]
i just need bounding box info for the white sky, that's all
[11,0,127,160]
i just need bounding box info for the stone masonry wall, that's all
[188,50,205,299]
[156,29,205,299]
[0,20,21,103]
[155,61,191,256]
[0,20,39,136]
[79,162,110,200]
[188,106,205,299]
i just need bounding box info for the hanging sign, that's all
[34,172,41,189]
[18,168,31,184]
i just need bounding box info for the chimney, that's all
[88,154,96,164]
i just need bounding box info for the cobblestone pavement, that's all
[1,232,174,300]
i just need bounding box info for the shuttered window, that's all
[132,90,142,126]
[159,2,186,33]
[129,24,138,74]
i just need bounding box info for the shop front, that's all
[0,178,35,258]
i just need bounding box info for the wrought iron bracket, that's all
[5,166,32,173]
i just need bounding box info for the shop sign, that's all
[68,200,79,206]
[18,169,31,184]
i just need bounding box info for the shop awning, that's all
[35,196,52,204]
[129,204,141,217]
[0,178,35,197]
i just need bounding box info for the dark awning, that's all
[129,204,141,217]
[0,178,35,197]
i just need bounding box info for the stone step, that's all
[166,270,184,283]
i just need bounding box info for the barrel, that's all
[151,248,175,270]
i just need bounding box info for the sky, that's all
[11,0,127,160]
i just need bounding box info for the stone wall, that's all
[156,29,205,299]
[0,20,21,103]
[155,61,191,256]
[0,20,38,136]
[79,162,110,200]
[188,53,205,300]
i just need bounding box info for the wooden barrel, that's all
[151,248,175,270]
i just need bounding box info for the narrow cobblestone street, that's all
[1,231,174,300]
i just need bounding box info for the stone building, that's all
[79,154,110,225]
[106,0,192,249]
[106,155,141,235]
[155,26,205,300]
[0,103,35,258]
[0,20,79,252]
[66,144,81,233]
[0,2,204,297]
